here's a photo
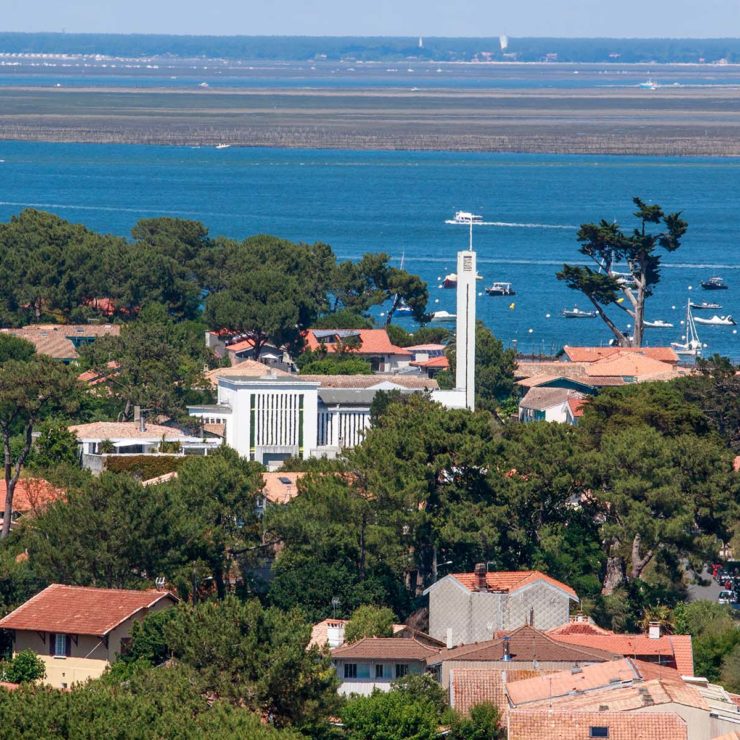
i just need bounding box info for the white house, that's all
[518,387,586,425]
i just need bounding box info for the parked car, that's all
[718,590,736,605]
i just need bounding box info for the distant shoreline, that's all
[2,84,740,156]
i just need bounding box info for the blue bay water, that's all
[0,142,738,360]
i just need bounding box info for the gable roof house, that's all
[431,623,618,688]
[1,324,121,363]
[304,329,412,373]
[518,387,588,424]
[548,619,695,676]
[424,564,578,648]
[331,637,441,696]
[0,585,177,688]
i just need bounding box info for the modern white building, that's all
[189,373,438,467]
[189,247,477,466]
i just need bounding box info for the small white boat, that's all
[694,315,736,326]
[453,210,483,224]
[485,281,516,296]
[198,81,209,88]
[701,276,728,291]
[644,319,673,329]
[609,271,637,288]
[430,310,456,322]
[672,300,702,357]
[395,301,413,314]
[690,301,722,310]
[562,307,597,319]
[215,143,231,149]
[442,273,457,288]
[639,79,658,90]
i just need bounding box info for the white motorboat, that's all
[644,319,673,329]
[694,314,736,326]
[485,282,516,296]
[562,307,597,318]
[639,79,658,90]
[690,301,722,310]
[442,273,457,288]
[215,143,231,149]
[671,300,702,357]
[700,276,728,291]
[430,310,456,322]
[453,210,483,224]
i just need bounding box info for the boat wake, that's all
[445,219,576,230]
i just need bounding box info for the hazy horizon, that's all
[5,0,740,39]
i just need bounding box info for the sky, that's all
[5,0,740,38]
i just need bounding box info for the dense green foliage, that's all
[344,604,396,644]
[0,649,46,683]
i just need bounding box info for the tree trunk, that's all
[588,296,630,347]
[2,425,33,540]
[213,567,226,600]
[630,533,654,580]
[602,555,625,595]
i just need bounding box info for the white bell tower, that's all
[455,249,476,411]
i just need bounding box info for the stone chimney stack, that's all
[648,621,662,639]
[474,562,488,591]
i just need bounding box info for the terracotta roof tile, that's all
[552,633,694,676]
[298,374,437,389]
[0,585,177,637]
[305,329,411,356]
[450,570,578,599]
[331,637,440,661]
[567,396,588,418]
[410,355,450,369]
[68,421,187,442]
[506,658,690,708]
[563,346,679,364]
[520,387,584,411]
[262,472,305,504]
[0,479,64,515]
[451,668,540,716]
[584,354,679,380]
[429,625,617,665]
[548,620,614,636]
[507,709,687,740]
[205,360,290,387]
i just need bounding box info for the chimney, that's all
[139,413,146,433]
[648,621,661,639]
[446,628,453,650]
[502,635,511,662]
[474,562,488,591]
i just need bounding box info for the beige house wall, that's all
[634,702,733,740]
[11,597,174,689]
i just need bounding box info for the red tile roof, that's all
[428,625,617,665]
[205,360,290,386]
[331,636,440,661]
[507,709,687,740]
[410,355,450,369]
[305,329,411,356]
[450,570,578,599]
[0,585,177,637]
[567,396,588,418]
[563,346,679,364]
[0,478,64,515]
[548,619,614,636]
[262,472,305,504]
[68,421,187,442]
[450,668,540,716]
[506,658,686,707]
[550,633,694,676]
[584,354,679,380]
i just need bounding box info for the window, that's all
[52,633,69,658]
[589,728,609,739]
[343,663,357,679]
[375,664,384,679]
[356,663,370,679]
[395,663,409,678]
